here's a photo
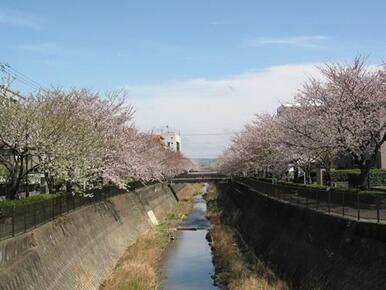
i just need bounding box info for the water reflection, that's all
[179,195,211,229]
[161,186,217,290]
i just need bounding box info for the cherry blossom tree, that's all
[0,88,111,197]
[294,58,386,188]
[274,103,336,184]
[217,114,288,177]
[217,58,386,188]
[42,89,195,189]
[0,93,39,198]
[0,86,194,198]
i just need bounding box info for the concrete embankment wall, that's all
[217,182,386,290]
[0,183,186,290]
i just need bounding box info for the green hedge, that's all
[331,169,360,183]
[331,169,386,187]
[0,192,63,208]
[369,169,386,187]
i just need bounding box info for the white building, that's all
[161,131,181,152]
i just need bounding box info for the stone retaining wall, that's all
[0,183,185,290]
[217,182,386,290]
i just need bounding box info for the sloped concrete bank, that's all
[217,182,386,290]
[0,183,186,290]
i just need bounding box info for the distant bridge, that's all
[169,171,230,183]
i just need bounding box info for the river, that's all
[160,184,217,290]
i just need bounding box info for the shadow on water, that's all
[161,184,217,290]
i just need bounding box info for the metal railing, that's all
[236,177,386,223]
[0,186,126,240]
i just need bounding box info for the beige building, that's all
[379,143,386,169]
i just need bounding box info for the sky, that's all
[1,1,386,158]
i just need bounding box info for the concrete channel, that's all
[160,184,217,290]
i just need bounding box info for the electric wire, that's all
[0,63,46,93]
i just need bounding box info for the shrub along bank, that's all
[331,169,386,188]
[0,192,63,207]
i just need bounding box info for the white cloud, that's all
[248,35,330,49]
[0,8,40,29]
[125,63,322,158]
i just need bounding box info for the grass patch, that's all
[205,184,288,290]
[100,183,203,290]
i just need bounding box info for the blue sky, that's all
[1,1,386,157]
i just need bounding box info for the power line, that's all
[0,63,46,93]
[1,65,38,90]
[8,66,43,89]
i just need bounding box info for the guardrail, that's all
[236,177,386,223]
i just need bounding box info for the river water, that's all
[160,184,217,290]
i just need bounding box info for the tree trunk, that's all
[6,165,24,199]
[358,166,371,189]
[66,181,73,193]
[44,172,54,193]
[6,177,21,199]
[294,166,299,183]
[324,169,331,186]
